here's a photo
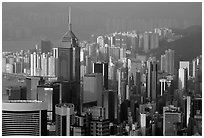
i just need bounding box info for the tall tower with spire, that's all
[57,7,81,113]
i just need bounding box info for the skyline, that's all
[2,2,202,136]
[2,3,202,44]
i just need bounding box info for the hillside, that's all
[151,27,202,69]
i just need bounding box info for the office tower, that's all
[159,79,167,96]
[178,68,188,91]
[73,115,86,136]
[30,53,34,76]
[165,49,174,75]
[160,54,166,72]
[89,106,110,136]
[41,40,51,54]
[2,57,6,72]
[140,113,146,136]
[120,48,126,59]
[179,61,190,78]
[48,56,55,77]
[192,97,202,119]
[97,36,104,47]
[121,79,127,101]
[93,62,108,90]
[85,56,93,74]
[37,85,59,123]
[192,59,197,78]
[143,32,150,51]
[2,100,47,136]
[135,71,141,94]
[5,63,13,74]
[115,33,122,47]
[41,53,48,76]
[8,57,14,64]
[103,90,117,123]
[83,73,103,106]
[186,96,191,127]
[120,100,129,123]
[147,61,158,102]
[163,111,182,136]
[90,34,97,44]
[57,8,80,112]
[117,69,122,104]
[26,76,41,100]
[55,103,75,136]
[6,86,27,100]
[33,52,37,76]
[36,53,41,76]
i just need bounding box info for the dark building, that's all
[93,62,108,90]
[55,103,75,136]
[147,61,158,102]
[120,100,130,123]
[6,86,26,100]
[56,8,80,113]
[103,90,118,123]
[41,40,51,54]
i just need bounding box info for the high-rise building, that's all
[2,100,47,136]
[6,86,27,100]
[37,85,59,123]
[93,62,108,90]
[178,68,188,91]
[89,106,110,136]
[159,79,167,96]
[41,40,51,54]
[55,103,75,136]
[26,76,41,100]
[163,111,182,136]
[143,32,150,51]
[165,49,174,75]
[160,54,166,72]
[41,53,48,76]
[48,56,55,77]
[83,73,103,106]
[179,61,190,78]
[85,56,93,74]
[57,7,80,113]
[2,57,6,72]
[147,61,158,102]
[140,113,146,136]
[103,90,118,123]
[5,63,13,74]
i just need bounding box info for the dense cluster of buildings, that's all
[2,8,202,136]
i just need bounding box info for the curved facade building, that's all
[2,100,47,136]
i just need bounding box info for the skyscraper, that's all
[93,62,108,90]
[178,68,188,91]
[165,49,174,75]
[103,90,118,123]
[179,61,190,78]
[55,103,75,136]
[163,111,182,136]
[2,100,47,136]
[83,73,103,106]
[41,40,51,54]
[147,61,158,102]
[56,7,80,112]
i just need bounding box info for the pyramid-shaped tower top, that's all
[61,7,78,46]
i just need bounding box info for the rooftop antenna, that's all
[69,7,72,31]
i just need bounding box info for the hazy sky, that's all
[2,2,202,51]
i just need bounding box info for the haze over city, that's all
[2,2,202,51]
[2,2,202,136]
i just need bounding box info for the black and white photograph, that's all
[2,1,202,136]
